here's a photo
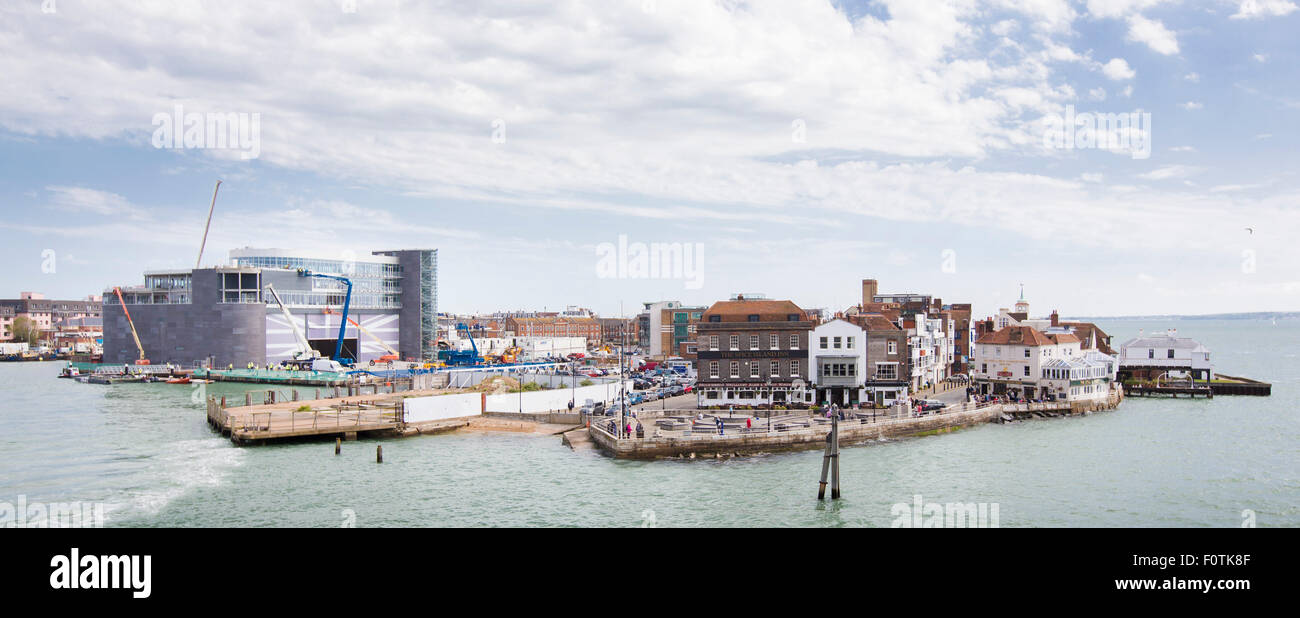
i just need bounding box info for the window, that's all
[729,361,739,378]
[749,335,759,349]
[789,334,799,349]
[833,336,842,349]
[708,315,720,322]
[981,363,987,374]
[1024,348,1031,358]
[749,362,760,378]
[770,334,779,349]
[748,314,760,322]
[1167,349,1175,359]
[1148,349,1154,359]
[730,335,739,350]
[709,361,719,378]
[791,360,800,376]
[888,341,897,354]
[787,314,799,321]
[877,363,898,380]
[710,335,718,350]
[1023,366,1030,376]
[819,336,828,349]
[706,391,719,400]
[770,360,779,377]
[847,337,855,349]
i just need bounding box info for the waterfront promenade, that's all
[588,388,1125,459]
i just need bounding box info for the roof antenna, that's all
[196,180,222,269]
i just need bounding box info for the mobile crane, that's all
[264,283,323,370]
[112,286,150,365]
[438,322,483,366]
[298,269,354,368]
[322,308,400,364]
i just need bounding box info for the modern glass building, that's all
[103,248,438,366]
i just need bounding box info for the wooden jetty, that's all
[1209,374,1272,396]
[1124,383,1213,398]
[205,389,472,445]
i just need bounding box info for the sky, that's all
[1,0,1298,318]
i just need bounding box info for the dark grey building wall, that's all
[103,269,267,367]
[388,249,436,361]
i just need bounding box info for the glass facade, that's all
[233,255,403,310]
[419,250,437,360]
[111,273,193,305]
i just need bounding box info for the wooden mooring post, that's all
[376,445,383,463]
[817,407,841,500]
[335,437,341,455]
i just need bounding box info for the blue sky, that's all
[1,0,1298,318]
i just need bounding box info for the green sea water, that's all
[1,318,1296,527]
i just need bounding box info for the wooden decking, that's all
[206,395,404,445]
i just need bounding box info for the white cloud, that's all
[1179,101,1203,110]
[1169,145,1196,152]
[1253,52,1269,62]
[0,0,1293,272]
[45,186,145,218]
[1230,0,1299,20]
[1102,58,1137,80]
[1184,72,1200,82]
[1138,165,1201,180]
[1088,87,1107,100]
[1126,15,1179,55]
[1080,173,1104,182]
[990,19,1020,36]
[1086,0,1171,19]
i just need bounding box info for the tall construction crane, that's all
[112,287,150,365]
[322,308,400,364]
[264,283,319,369]
[298,269,353,366]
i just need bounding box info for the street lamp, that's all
[766,377,772,433]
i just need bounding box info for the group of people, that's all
[606,418,644,439]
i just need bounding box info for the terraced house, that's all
[694,296,811,407]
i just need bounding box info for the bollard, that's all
[315,389,320,400]
[335,437,341,455]
[245,392,252,407]
[292,391,299,402]
[221,396,226,407]
[376,445,383,463]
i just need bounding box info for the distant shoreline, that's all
[1064,312,1298,321]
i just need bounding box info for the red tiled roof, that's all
[847,313,901,331]
[976,325,1078,346]
[702,299,805,322]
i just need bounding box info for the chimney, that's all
[861,279,878,307]
[1050,310,1059,327]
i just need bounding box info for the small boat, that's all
[165,377,192,385]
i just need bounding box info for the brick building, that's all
[694,296,811,407]
[506,316,601,340]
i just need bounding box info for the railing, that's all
[232,402,402,436]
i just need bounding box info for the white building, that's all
[906,312,950,390]
[445,335,586,360]
[808,319,866,406]
[1118,330,1213,381]
[972,325,1117,402]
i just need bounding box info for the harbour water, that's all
[2,319,1296,527]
